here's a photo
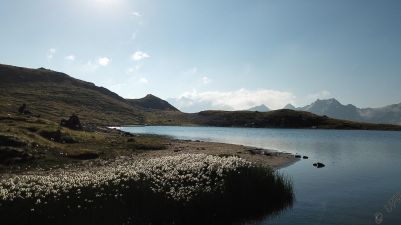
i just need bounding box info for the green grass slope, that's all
[0,113,168,170]
[0,64,145,125]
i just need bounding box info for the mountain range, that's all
[1,63,401,130]
[288,98,401,125]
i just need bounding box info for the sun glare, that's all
[91,0,123,7]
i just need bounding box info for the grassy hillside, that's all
[0,64,145,125]
[0,64,184,126]
[0,113,168,171]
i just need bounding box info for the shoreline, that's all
[0,138,298,177]
[133,138,299,170]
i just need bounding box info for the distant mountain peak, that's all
[283,104,296,110]
[299,98,363,122]
[127,94,179,112]
[247,104,270,112]
[296,98,401,125]
[314,98,340,105]
[144,94,158,99]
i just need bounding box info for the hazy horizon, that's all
[1,0,401,112]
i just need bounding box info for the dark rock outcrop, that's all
[60,114,82,130]
[18,103,32,115]
[39,130,77,143]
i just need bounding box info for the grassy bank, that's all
[0,113,168,171]
[0,154,293,225]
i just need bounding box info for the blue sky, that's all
[1,0,401,112]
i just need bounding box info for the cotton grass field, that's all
[0,154,294,225]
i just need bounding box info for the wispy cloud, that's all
[82,61,98,72]
[82,56,110,72]
[98,57,110,66]
[307,90,331,100]
[131,11,144,26]
[189,67,198,74]
[65,55,75,61]
[182,67,211,85]
[132,11,142,17]
[47,48,56,60]
[202,76,211,84]
[127,64,142,74]
[132,51,150,61]
[169,88,296,113]
[139,77,148,84]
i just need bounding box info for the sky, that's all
[1,0,401,112]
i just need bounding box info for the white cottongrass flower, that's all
[0,154,252,203]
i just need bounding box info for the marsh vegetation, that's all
[0,154,293,225]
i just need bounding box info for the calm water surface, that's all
[121,126,401,225]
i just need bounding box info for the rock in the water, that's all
[295,155,302,158]
[303,156,309,159]
[313,162,325,168]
